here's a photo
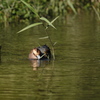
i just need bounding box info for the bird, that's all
[29,45,51,60]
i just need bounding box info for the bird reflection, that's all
[29,59,50,70]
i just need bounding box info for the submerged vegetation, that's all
[0,0,100,25]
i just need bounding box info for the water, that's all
[0,12,100,100]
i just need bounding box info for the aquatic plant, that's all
[17,0,59,59]
[0,0,100,24]
[92,5,100,20]
[0,0,15,26]
[0,45,1,63]
[67,0,77,14]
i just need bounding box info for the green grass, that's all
[0,0,100,24]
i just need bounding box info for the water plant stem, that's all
[92,5,100,20]
[18,0,58,60]
[0,46,1,63]
[45,29,55,59]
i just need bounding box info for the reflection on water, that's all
[29,59,50,71]
[30,60,40,70]
[0,12,100,100]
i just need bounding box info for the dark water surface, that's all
[0,12,100,100]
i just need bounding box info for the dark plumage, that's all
[29,45,51,60]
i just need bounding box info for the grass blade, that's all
[45,16,59,29]
[39,36,48,39]
[51,16,59,24]
[53,42,57,46]
[92,5,100,20]
[40,17,56,29]
[67,0,77,14]
[21,0,39,17]
[17,22,42,33]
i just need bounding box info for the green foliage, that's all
[67,0,77,14]
[17,0,59,59]
[17,16,59,33]
[45,16,59,29]
[92,5,100,20]
[20,0,39,18]
[17,0,59,33]
[40,17,56,29]
[0,0,100,24]
[17,22,42,33]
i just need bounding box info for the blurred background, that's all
[0,0,100,26]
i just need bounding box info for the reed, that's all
[92,5,100,20]
[0,45,1,63]
[67,0,77,14]
[17,0,59,59]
